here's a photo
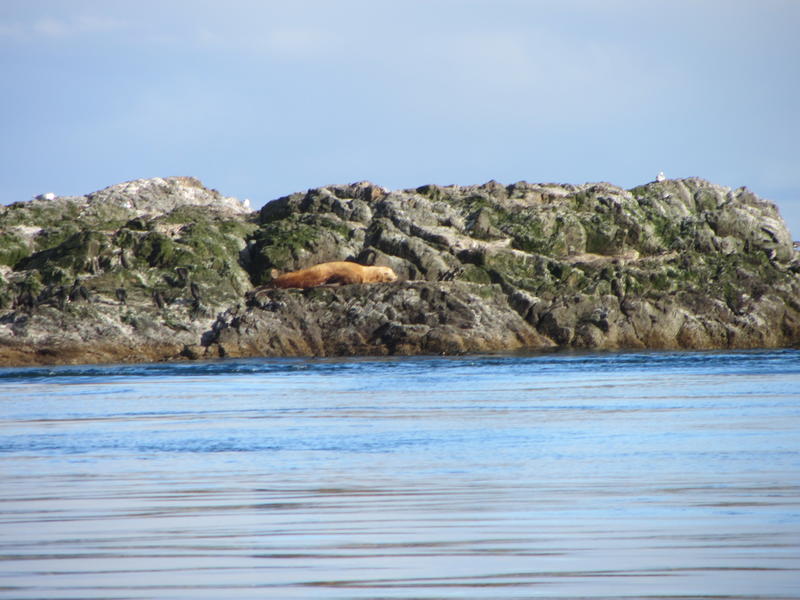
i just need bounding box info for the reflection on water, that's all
[1,350,799,599]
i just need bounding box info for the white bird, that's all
[656,171,666,182]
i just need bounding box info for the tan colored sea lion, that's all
[270,261,398,289]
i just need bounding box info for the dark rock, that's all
[1,175,798,365]
[206,281,549,357]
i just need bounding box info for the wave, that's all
[0,348,797,383]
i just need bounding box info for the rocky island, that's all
[1,175,798,366]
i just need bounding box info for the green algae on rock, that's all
[1,176,798,365]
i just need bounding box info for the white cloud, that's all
[366,23,682,129]
[32,17,69,37]
[0,14,126,40]
[190,21,341,60]
[39,14,124,37]
[265,26,339,58]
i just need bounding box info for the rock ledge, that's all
[1,176,798,366]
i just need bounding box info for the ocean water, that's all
[0,350,799,600]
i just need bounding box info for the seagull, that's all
[656,171,666,182]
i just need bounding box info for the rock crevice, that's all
[1,176,798,365]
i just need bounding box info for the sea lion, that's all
[270,261,398,289]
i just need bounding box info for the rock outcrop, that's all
[1,176,798,365]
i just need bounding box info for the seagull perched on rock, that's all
[656,171,666,182]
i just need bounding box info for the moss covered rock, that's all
[0,177,258,365]
[1,175,798,366]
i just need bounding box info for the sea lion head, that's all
[372,266,398,282]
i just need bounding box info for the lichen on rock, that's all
[1,175,798,365]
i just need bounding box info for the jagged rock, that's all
[86,176,252,217]
[203,281,548,358]
[1,176,798,365]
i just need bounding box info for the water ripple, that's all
[1,350,799,599]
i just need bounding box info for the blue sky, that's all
[2,0,799,236]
